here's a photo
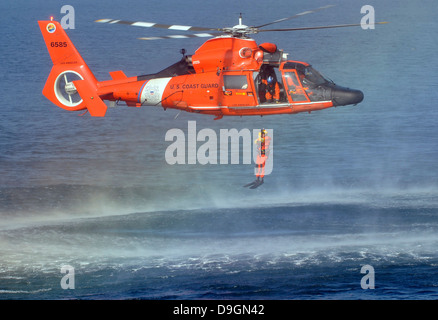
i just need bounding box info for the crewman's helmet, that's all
[267,76,274,84]
[258,129,268,138]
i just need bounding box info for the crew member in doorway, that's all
[261,75,280,103]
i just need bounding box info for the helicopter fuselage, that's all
[39,20,363,118]
[98,36,363,119]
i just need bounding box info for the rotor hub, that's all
[65,82,78,95]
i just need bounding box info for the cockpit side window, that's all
[284,62,329,87]
[281,61,335,103]
[301,67,327,86]
[284,71,308,102]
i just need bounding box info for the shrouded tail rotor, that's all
[53,70,84,108]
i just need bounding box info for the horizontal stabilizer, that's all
[73,79,107,117]
[109,70,128,80]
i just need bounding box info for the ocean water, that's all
[1,0,437,300]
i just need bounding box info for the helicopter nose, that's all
[331,86,364,106]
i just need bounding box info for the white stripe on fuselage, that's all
[139,78,172,106]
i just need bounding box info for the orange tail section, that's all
[38,20,107,117]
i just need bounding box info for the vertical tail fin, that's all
[38,20,107,116]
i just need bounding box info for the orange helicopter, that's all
[38,5,385,119]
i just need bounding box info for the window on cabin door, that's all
[223,75,248,90]
[283,71,309,102]
[221,74,256,107]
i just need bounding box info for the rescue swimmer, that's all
[244,129,272,189]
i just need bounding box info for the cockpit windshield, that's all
[282,62,331,87]
[301,66,329,86]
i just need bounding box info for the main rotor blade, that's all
[138,32,223,40]
[259,21,389,32]
[255,4,336,29]
[95,19,221,32]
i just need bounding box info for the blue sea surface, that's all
[0,0,437,300]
